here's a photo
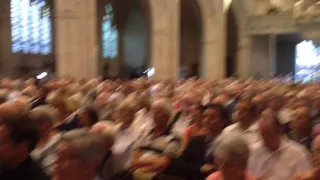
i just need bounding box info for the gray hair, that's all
[213,133,250,168]
[61,129,106,161]
[29,105,59,127]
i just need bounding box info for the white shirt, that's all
[171,114,192,137]
[248,138,312,180]
[132,108,154,133]
[112,126,141,172]
[222,122,261,145]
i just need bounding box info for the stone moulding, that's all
[246,11,296,35]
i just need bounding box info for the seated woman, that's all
[166,104,228,180]
[207,133,256,180]
[180,103,208,165]
[28,105,61,177]
[292,135,320,180]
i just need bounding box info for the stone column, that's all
[237,36,252,78]
[250,35,277,78]
[198,0,226,79]
[230,0,252,79]
[0,0,11,76]
[269,35,277,76]
[149,0,180,80]
[54,0,98,79]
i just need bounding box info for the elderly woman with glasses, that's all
[207,133,256,180]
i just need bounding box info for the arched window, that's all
[102,4,118,59]
[295,41,320,82]
[10,0,52,55]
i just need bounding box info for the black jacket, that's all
[0,157,50,180]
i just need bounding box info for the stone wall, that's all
[0,0,55,77]
[1,0,259,80]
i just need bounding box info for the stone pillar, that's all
[0,0,11,76]
[237,36,252,78]
[54,0,98,79]
[149,0,180,80]
[198,0,226,79]
[229,0,252,79]
[269,35,277,76]
[250,35,277,78]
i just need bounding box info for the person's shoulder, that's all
[286,139,310,156]
[222,123,238,133]
[248,141,265,157]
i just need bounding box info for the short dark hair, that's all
[203,104,228,120]
[203,103,230,127]
[1,115,40,152]
[84,106,99,125]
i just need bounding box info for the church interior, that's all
[1,1,320,180]
[0,0,319,81]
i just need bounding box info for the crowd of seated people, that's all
[1,77,320,180]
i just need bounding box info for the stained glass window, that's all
[295,41,320,82]
[102,4,118,59]
[10,0,52,55]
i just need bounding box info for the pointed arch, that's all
[97,0,151,79]
[180,0,203,78]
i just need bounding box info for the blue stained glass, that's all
[102,4,118,59]
[10,0,52,54]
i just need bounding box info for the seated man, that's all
[248,110,312,180]
[0,116,49,180]
[222,95,261,145]
[53,129,107,180]
[131,98,181,178]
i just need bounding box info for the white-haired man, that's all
[112,99,141,173]
[53,129,107,180]
[130,98,181,178]
[207,133,256,180]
